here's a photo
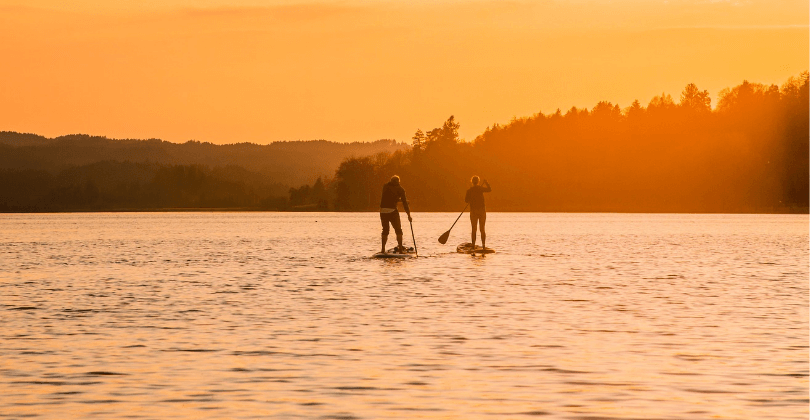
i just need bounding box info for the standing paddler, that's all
[380,175,412,254]
[465,176,491,254]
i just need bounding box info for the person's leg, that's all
[470,212,478,249]
[392,212,404,252]
[480,212,487,249]
[380,213,389,253]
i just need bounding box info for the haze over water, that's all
[1,212,807,419]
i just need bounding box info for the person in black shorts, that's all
[379,175,412,254]
[465,176,491,252]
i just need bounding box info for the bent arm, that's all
[482,180,492,192]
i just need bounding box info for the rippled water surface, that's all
[1,212,808,419]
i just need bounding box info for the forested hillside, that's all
[0,135,405,211]
[2,73,806,213]
[0,134,405,187]
[0,162,290,212]
[325,73,808,213]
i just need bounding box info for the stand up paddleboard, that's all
[372,247,417,259]
[456,243,495,254]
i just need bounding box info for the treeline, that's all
[287,177,333,211]
[0,133,405,212]
[0,161,291,212]
[2,73,806,213]
[0,133,406,187]
[322,73,808,213]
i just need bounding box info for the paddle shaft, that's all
[409,218,418,257]
[448,204,469,232]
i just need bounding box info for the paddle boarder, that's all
[380,175,412,254]
[465,176,491,253]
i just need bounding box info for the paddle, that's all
[438,204,468,244]
[409,217,418,257]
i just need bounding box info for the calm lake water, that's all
[1,212,807,420]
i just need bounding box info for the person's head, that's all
[390,175,400,185]
[471,175,479,185]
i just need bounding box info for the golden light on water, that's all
[2,213,807,419]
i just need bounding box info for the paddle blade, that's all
[438,230,450,244]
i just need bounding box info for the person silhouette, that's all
[379,175,412,254]
[465,176,491,254]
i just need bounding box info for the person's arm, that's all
[482,180,492,192]
[465,188,471,203]
[400,188,411,219]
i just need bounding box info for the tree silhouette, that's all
[680,83,712,113]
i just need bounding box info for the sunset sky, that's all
[1,0,807,144]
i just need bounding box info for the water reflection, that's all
[1,213,807,419]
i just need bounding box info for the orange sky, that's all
[0,0,807,144]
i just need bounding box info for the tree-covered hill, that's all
[0,133,406,187]
[1,73,806,213]
[326,73,808,213]
[0,161,292,212]
[0,134,405,212]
